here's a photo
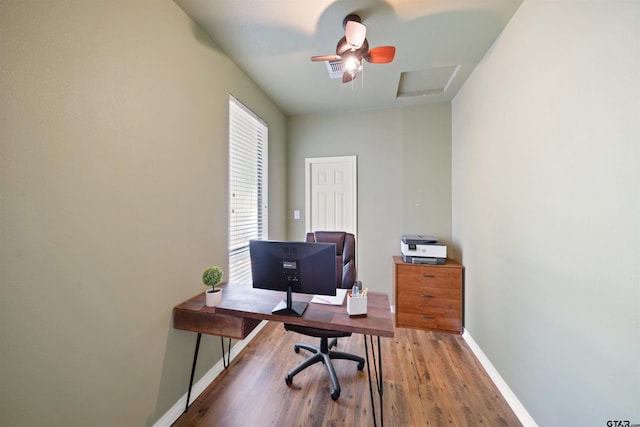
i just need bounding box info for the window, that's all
[228,96,268,284]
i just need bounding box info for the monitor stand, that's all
[272,284,307,316]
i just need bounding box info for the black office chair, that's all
[284,231,365,400]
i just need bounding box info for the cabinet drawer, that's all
[397,311,461,333]
[397,285,461,310]
[396,298,461,332]
[396,266,461,289]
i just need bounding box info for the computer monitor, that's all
[249,239,337,316]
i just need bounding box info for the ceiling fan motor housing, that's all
[336,37,368,57]
[342,13,361,29]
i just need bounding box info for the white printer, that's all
[401,235,447,264]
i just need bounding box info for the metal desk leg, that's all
[184,335,232,412]
[221,336,231,369]
[364,335,384,427]
[185,333,202,412]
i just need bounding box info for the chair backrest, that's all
[305,231,356,289]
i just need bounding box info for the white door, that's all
[305,156,357,235]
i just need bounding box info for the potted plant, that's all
[202,266,224,307]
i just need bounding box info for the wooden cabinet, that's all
[393,256,464,334]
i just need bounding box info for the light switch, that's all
[294,210,300,220]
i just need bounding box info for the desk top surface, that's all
[175,282,395,338]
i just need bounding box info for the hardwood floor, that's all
[172,322,522,427]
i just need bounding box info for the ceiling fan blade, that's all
[342,71,356,84]
[311,54,342,62]
[345,21,366,48]
[365,46,396,64]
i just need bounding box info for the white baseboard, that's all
[153,320,269,427]
[462,329,538,427]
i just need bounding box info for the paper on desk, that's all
[310,288,347,305]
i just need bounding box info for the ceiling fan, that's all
[311,14,396,83]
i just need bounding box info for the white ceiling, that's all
[174,0,523,116]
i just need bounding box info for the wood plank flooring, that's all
[172,322,522,427]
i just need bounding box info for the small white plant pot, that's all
[205,289,222,307]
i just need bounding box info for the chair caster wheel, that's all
[331,390,340,401]
[285,375,293,386]
[357,361,365,371]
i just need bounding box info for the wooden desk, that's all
[175,282,395,338]
[173,282,395,426]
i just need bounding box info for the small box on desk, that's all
[347,294,367,317]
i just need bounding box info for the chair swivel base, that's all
[284,337,365,401]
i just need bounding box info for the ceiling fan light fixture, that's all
[344,56,361,76]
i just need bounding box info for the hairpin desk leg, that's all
[185,335,232,412]
[221,337,231,369]
[364,335,384,427]
[185,333,202,412]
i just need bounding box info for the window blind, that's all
[228,96,268,285]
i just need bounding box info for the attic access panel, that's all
[397,65,460,98]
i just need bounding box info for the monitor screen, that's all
[249,240,337,316]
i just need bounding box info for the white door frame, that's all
[304,155,357,236]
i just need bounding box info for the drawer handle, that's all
[421,315,435,319]
[420,294,435,299]
[421,274,435,278]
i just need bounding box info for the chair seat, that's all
[284,324,352,339]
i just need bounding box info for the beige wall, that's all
[0,1,286,425]
[452,0,640,424]
[287,104,452,299]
